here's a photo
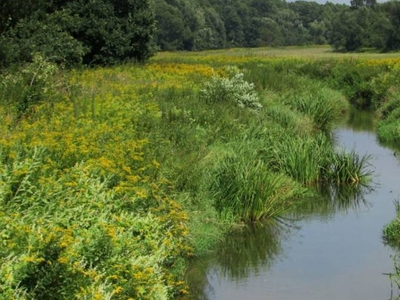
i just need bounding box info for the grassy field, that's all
[0,46,399,299]
[155,45,400,61]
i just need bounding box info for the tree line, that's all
[155,0,400,53]
[1,0,400,67]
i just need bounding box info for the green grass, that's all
[330,150,373,184]
[155,45,400,60]
[210,153,306,221]
[377,93,400,148]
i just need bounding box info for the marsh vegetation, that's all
[1,47,400,298]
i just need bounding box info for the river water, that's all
[188,112,400,300]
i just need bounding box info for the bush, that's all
[199,73,262,111]
[0,54,60,115]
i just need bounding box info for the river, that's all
[188,111,400,300]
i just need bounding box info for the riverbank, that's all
[1,47,400,298]
[188,114,400,299]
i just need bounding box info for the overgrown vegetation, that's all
[3,48,400,298]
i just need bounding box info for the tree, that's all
[0,0,156,66]
[223,5,244,47]
[381,1,400,50]
[350,0,377,9]
[0,10,86,67]
[328,10,365,51]
[154,0,187,50]
[65,0,155,64]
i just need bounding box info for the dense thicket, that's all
[0,0,155,66]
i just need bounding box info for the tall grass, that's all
[262,100,314,137]
[377,92,400,148]
[264,133,333,185]
[383,200,400,248]
[282,84,349,132]
[330,149,373,184]
[209,144,308,221]
[211,157,297,221]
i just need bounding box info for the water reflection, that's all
[186,221,290,300]
[187,179,375,299]
[340,108,376,132]
[215,222,286,280]
[291,182,374,220]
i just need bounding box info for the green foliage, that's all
[211,153,303,221]
[383,201,400,247]
[150,0,400,53]
[0,148,191,299]
[263,102,314,137]
[283,84,349,131]
[4,0,400,61]
[330,149,373,184]
[329,8,369,51]
[0,54,59,115]
[382,1,400,50]
[0,0,155,66]
[265,133,333,185]
[199,73,262,111]
[298,58,398,110]
[377,92,400,147]
[383,202,400,298]
[65,0,156,65]
[0,51,388,297]
[0,11,86,67]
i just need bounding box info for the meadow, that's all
[1,46,400,299]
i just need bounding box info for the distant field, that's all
[155,45,400,60]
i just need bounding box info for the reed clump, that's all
[210,152,306,221]
[329,149,373,184]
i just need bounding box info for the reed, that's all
[330,149,373,184]
[383,201,400,248]
[377,93,400,147]
[263,103,314,137]
[264,133,333,185]
[210,152,306,221]
[283,84,349,132]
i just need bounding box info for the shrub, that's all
[0,54,60,115]
[199,73,262,111]
[0,148,191,299]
